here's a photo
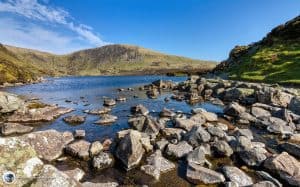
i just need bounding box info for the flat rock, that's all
[1,122,33,136]
[84,107,111,115]
[186,162,225,184]
[264,152,300,186]
[222,166,253,186]
[63,115,86,124]
[65,140,91,160]
[161,127,186,140]
[175,118,198,131]
[94,114,118,125]
[165,141,193,159]
[251,107,271,118]
[192,108,218,122]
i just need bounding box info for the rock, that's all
[234,128,254,140]
[115,130,145,170]
[65,140,91,160]
[103,98,116,106]
[212,140,233,157]
[74,130,85,139]
[116,96,126,101]
[147,88,159,99]
[192,108,218,122]
[190,113,206,125]
[186,162,225,184]
[92,152,114,170]
[271,90,293,108]
[63,115,85,124]
[207,125,225,138]
[155,139,169,150]
[140,134,153,152]
[1,123,33,136]
[0,137,44,186]
[131,104,149,115]
[22,130,74,162]
[63,168,85,182]
[0,91,24,113]
[251,107,271,118]
[31,165,79,187]
[141,150,175,180]
[141,116,162,136]
[186,146,206,165]
[256,171,282,187]
[165,141,193,159]
[290,133,300,142]
[184,126,211,147]
[264,152,300,186]
[225,181,239,187]
[239,112,257,123]
[162,127,186,141]
[81,182,119,187]
[128,116,146,130]
[94,114,118,125]
[239,147,267,166]
[224,102,246,117]
[8,105,74,122]
[89,141,103,156]
[175,118,198,131]
[84,107,111,115]
[224,88,255,101]
[289,96,300,115]
[280,142,300,158]
[221,166,253,186]
[160,108,175,118]
[102,139,113,151]
[251,181,276,187]
[266,117,294,135]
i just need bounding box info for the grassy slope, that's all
[215,15,300,84]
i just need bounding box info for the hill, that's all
[214,15,300,84]
[1,44,216,84]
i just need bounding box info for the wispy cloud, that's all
[0,0,108,48]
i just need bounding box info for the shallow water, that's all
[2,75,224,142]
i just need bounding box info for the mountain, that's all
[1,44,216,84]
[214,15,300,84]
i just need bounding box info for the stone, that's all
[65,140,91,160]
[207,125,225,138]
[225,182,239,187]
[251,107,271,118]
[191,108,218,122]
[212,140,233,157]
[290,133,300,142]
[251,181,276,187]
[116,96,126,101]
[131,104,149,115]
[0,137,44,186]
[280,142,300,158]
[128,116,146,131]
[74,129,85,139]
[289,96,300,115]
[186,146,206,165]
[22,130,74,162]
[224,88,255,101]
[256,171,282,187]
[239,112,257,123]
[115,130,145,170]
[264,152,300,186]
[103,98,116,106]
[221,166,253,186]
[184,126,211,147]
[190,113,206,125]
[160,108,175,118]
[186,162,225,184]
[165,141,193,159]
[147,88,160,99]
[94,114,118,125]
[175,118,198,131]
[234,128,254,140]
[155,139,169,150]
[8,105,74,122]
[266,117,294,135]
[81,182,118,187]
[89,141,103,156]
[92,152,114,170]
[31,165,79,187]
[224,102,246,117]
[270,90,293,108]
[63,168,85,182]
[141,150,175,180]
[0,91,24,113]
[162,128,186,141]
[1,123,34,136]
[63,115,85,124]
[239,147,267,167]
[84,107,111,115]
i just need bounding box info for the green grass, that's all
[227,41,300,84]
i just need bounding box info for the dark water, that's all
[3,75,223,142]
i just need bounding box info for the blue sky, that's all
[0,0,299,61]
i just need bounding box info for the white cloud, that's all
[0,0,108,47]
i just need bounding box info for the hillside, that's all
[214,15,300,84]
[1,44,216,84]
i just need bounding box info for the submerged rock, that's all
[1,122,34,136]
[84,107,111,115]
[103,98,116,106]
[94,114,118,125]
[186,162,225,184]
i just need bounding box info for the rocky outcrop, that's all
[1,122,34,136]
[0,91,24,113]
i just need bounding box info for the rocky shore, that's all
[1,76,300,186]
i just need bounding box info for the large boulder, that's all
[0,91,24,113]
[1,123,34,136]
[115,130,145,170]
[221,166,253,186]
[0,137,44,186]
[31,165,79,187]
[22,130,74,162]
[65,140,91,160]
[186,162,225,184]
[289,96,300,115]
[264,152,300,186]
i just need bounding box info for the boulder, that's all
[186,162,225,184]
[74,130,85,139]
[264,152,300,186]
[63,115,86,124]
[65,140,91,160]
[63,168,85,182]
[270,90,293,108]
[94,114,118,125]
[221,166,253,186]
[128,116,146,131]
[224,102,246,117]
[289,96,300,115]
[131,104,149,115]
[251,181,276,187]
[103,98,116,106]
[0,91,24,113]
[31,165,79,187]
[234,128,254,140]
[92,152,114,170]
[280,143,300,158]
[141,150,175,180]
[266,117,294,135]
[89,141,103,157]
[212,140,233,157]
[184,126,211,147]
[186,146,207,165]
[22,130,74,162]
[0,137,44,186]
[162,127,186,141]
[115,130,145,170]
[251,107,271,118]
[147,88,160,99]
[192,108,218,122]
[255,171,282,187]
[239,147,267,167]
[155,139,169,151]
[224,87,255,101]
[165,141,193,159]
[207,125,225,138]
[175,118,198,131]
[1,123,34,136]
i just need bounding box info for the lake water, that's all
[3,75,223,142]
